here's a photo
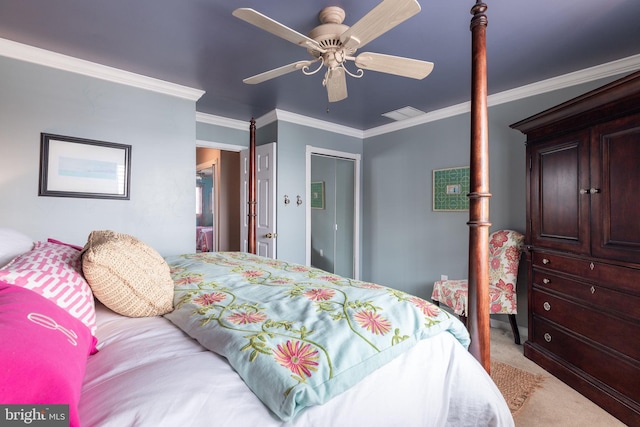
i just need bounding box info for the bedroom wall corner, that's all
[0,55,197,255]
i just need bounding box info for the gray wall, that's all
[2,50,627,331]
[274,121,363,265]
[196,121,248,147]
[0,56,197,255]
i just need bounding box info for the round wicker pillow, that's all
[81,230,174,317]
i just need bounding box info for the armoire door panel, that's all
[591,115,640,263]
[530,132,590,254]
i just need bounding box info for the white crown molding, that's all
[196,110,283,131]
[364,103,471,138]
[196,112,249,131]
[205,52,640,138]
[488,53,640,107]
[274,109,364,139]
[11,32,634,138]
[197,108,364,137]
[256,110,278,128]
[0,37,204,101]
[364,53,640,138]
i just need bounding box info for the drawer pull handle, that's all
[590,286,596,294]
[543,301,551,311]
[590,262,595,271]
[544,333,552,343]
[542,278,550,284]
[542,258,550,265]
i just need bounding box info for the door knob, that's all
[265,232,278,239]
[580,188,601,194]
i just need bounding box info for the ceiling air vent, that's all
[381,106,425,121]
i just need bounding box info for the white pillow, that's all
[0,228,34,268]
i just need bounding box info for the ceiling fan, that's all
[233,0,434,103]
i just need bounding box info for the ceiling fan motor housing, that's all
[307,7,355,66]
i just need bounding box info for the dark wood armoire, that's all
[511,70,640,426]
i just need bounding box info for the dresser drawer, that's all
[531,269,640,320]
[532,251,640,295]
[532,289,640,360]
[532,316,640,402]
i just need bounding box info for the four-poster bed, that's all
[1,2,512,425]
[245,1,493,371]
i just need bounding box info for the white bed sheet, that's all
[79,303,514,427]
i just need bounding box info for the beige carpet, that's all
[490,327,626,426]
[490,360,544,416]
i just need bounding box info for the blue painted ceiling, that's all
[1,0,639,130]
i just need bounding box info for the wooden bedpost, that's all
[468,1,491,372]
[248,118,257,254]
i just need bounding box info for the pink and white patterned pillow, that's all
[0,241,97,340]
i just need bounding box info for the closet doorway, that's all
[306,146,360,279]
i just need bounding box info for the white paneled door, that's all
[241,143,277,258]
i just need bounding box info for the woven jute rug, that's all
[490,360,544,416]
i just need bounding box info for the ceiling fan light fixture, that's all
[307,7,353,57]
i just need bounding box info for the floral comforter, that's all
[164,252,470,422]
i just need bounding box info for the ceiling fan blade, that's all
[233,8,322,52]
[340,0,421,50]
[354,52,434,79]
[243,60,317,84]
[325,68,348,102]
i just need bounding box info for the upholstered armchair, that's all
[431,229,525,344]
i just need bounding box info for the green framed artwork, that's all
[433,166,470,211]
[311,181,325,209]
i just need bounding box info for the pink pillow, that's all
[0,241,97,340]
[0,282,96,427]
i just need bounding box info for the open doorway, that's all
[196,147,242,252]
[196,163,216,251]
